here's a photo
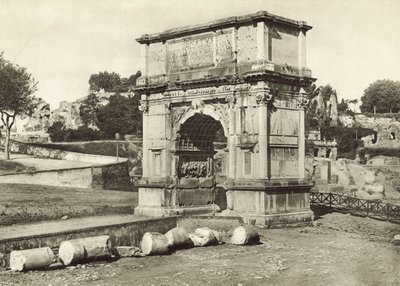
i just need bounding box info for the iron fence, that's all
[310,192,400,223]
[129,175,141,184]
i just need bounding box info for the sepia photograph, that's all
[0,0,400,285]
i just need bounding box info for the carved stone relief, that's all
[209,102,229,134]
[191,99,205,111]
[171,106,191,128]
[296,96,309,109]
[139,100,149,113]
[179,160,208,178]
[167,35,214,71]
[256,92,274,105]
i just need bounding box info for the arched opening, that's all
[326,148,331,158]
[175,113,227,179]
[372,131,378,144]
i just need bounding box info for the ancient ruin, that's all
[134,11,316,225]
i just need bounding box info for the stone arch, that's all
[173,105,229,141]
[176,113,226,151]
[173,108,228,179]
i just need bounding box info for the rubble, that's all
[392,234,400,245]
[115,246,143,257]
[189,227,218,247]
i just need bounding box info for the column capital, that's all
[139,95,149,113]
[225,93,237,108]
[296,96,309,110]
[296,88,309,109]
[164,102,172,112]
[256,91,273,106]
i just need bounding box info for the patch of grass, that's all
[31,141,143,175]
[31,141,141,158]
[0,160,35,175]
[0,184,138,225]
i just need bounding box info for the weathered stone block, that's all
[178,178,199,189]
[198,177,213,188]
[116,246,142,257]
[393,235,400,245]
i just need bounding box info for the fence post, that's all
[329,193,332,208]
[387,204,390,221]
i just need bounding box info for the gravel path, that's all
[1,212,400,285]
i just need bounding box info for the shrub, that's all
[47,122,103,142]
[359,147,400,161]
[47,121,66,142]
[321,126,374,159]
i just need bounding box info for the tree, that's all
[88,70,141,93]
[117,71,141,93]
[304,84,320,131]
[88,71,121,92]
[47,121,66,142]
[79,93,100,128]
[319,85,335,102]
[348,99,358,113]
[96,94,142,138]
[337,99,349,114]
[360,79,400,113]
[0,53,38,159]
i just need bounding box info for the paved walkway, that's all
[0,151,91,171]
[0,214,148,241]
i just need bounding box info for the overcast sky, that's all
[1,0,399,109]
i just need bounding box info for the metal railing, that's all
[310,192,400,223]
[129,175,141,185]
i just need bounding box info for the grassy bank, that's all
[31,140,141,158]
[0,184,138,225]
[0,159,35,175]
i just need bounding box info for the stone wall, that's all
[340,114,400,147]
[0,216,177,265]
[0,138,132,190]
[1,138,121,164]
[0,161,131,190]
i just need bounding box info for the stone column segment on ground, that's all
[59,235,112,266]
[231,225,260,245]
[141,232,170,255]
[10,247,54,272]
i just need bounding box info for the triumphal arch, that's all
[134,11,316,225]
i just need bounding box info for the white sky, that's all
[1,0,399,109]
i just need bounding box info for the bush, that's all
[321,126,374,159]
[359,147,400,161]
[30,141,141,158]
[47,122,103,142]
[47,121,66,142]
[66,126,103,142]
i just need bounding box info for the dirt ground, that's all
[1,211,400,286]
[0,184,138,225]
